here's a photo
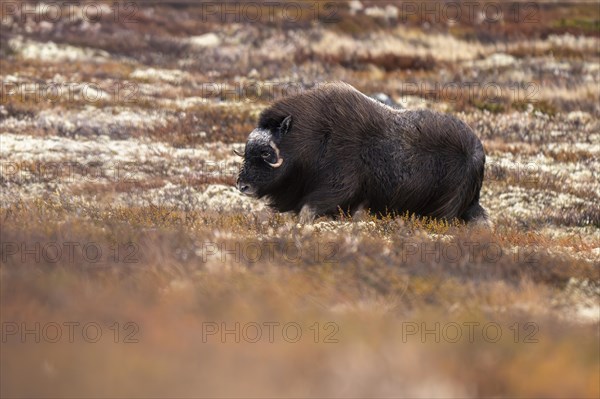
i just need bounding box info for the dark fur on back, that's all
[238,82,487,222]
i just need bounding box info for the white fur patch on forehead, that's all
[248,128,272,144]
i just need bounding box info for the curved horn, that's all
[267,158,284,168]
[233,148,244,157]
[267,141,284,168]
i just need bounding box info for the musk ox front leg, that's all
[351,202,369,221]
[297,176,360,223]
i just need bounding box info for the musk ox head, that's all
[236,115,292,197]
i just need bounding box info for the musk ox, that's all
[236,82,487,224]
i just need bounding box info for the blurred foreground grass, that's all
[1,200,598,397]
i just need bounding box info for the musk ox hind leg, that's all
[460,202,492,228]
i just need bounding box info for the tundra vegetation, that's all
[1,1,599,397]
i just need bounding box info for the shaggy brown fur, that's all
[237,82,487,222]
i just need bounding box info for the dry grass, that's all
[1,199,599,397]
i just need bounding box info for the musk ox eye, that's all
[261,151,271,159]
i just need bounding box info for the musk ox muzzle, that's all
[236,82,488,224]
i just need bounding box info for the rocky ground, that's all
[1,1,599,398]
